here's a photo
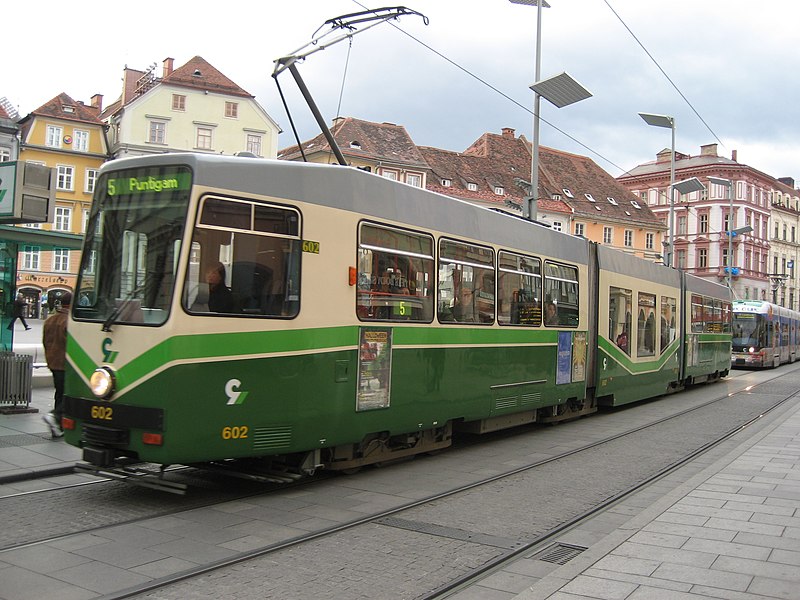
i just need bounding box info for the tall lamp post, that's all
[639,113,675,266]
[509,0,591,221]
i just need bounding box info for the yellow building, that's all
[12,92,108,316]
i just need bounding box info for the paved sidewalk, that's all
[0,320,82,487]
[504,397,800,600]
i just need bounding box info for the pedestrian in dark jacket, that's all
[6,293,31,331]
[42,292,71,438]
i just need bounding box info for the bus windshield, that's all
[731,313,768,349]
[73,166,192,327]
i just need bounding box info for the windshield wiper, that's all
[102,285,145,332]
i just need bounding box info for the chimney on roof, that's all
[90,94,103,111]
[163,57,174,78]
[732,149,738,162]
[501,127,515,139]
[700,143,718,157]
[779,177,795,188]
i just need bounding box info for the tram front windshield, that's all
[731,312,769,350]
[73,166,192,327]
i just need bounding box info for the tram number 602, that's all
[90,406,113,421]
[221,426,249,440]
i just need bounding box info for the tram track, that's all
[7,365,785,600]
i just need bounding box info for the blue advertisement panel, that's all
[556,331,573,385]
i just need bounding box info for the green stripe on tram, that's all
[70,325,568,392]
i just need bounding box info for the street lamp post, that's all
[510,1,591,221]
[509,0,549,220]
[639,113,675,266]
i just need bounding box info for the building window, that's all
[697,248,708,269]
[82,209,90,234]
[676,250,686,269]
[624,230,633,247]
[21,245,40,270]
[0,147,10,162]
[196,127,213,150]
[646,232,654,250]
[441,178,451,187]
[246,134,262,156]
[574,222,584,237]
[172,94,186,111]
[552,221,562,232]
[56,165,74,191]
[46,125,63,148]
[225,102,238,118]
[54,206,72,231]
[53,248,70,272]
[73,129,89,152]
[603,226,613,245]
[148,120,166,144]
[380,169,398,181]
[85,169,98,193]
[467,182,477,191]
[699,213,709,234]
[494,186,504,195]
[406,173,422,188]
[677,215,687,235]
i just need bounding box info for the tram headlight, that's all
[90,367,116,399]
[748,347,755,354]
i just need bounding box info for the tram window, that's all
[543,262,579,327]
[184,196,301,318]
[637,292,656,356]
[438,239,495,324]
[609,287,632,355]
[722,301,732,333]
[691,294,704,333]
[356,223,434,322]
[704,298,718,333]
[498,251,541,326]
[660,296,677,353]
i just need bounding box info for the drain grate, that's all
[531,542,587,565]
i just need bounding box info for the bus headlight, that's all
[90,367,116,399]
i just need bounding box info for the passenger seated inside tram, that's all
[206,262,236,313]
[544,301,558,325]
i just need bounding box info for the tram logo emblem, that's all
[225,379,249,405]
[102,338,118,363]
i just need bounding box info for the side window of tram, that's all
[660,296,677,353]
[637,292,656,357]
[184,197,301,317]
[438,239,495,324]
[356,223,434,322]
[609,287,632,355]
[691,295,704,333]
[498,251,542,326]
[543,262,579,327]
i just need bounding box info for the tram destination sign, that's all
[107,171,191,196]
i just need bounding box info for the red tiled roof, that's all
[23,92,103,125]
[279,117,428,167]
[163,56,252,99]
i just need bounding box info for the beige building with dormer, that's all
[102,56,280,159]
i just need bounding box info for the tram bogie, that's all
[62,154,732,486]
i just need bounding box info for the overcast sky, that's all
[4,1,799,181]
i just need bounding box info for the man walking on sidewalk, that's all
[6,293,31,331]
[42,292,71,438]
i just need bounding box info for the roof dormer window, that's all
[442,178,452,187]
[467,182,478,191]
[494,186,504,196]
[562,188,574,198]
[595,205,602,211]
[630,200,641,209]
[607,197,618,205]
[552,193,562,200]
[350,141,361,149]
[585,193,596,202]
[62,105,75,113]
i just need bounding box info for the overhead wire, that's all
[344,0,721,178]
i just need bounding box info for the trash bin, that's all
[0,352,36,414]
